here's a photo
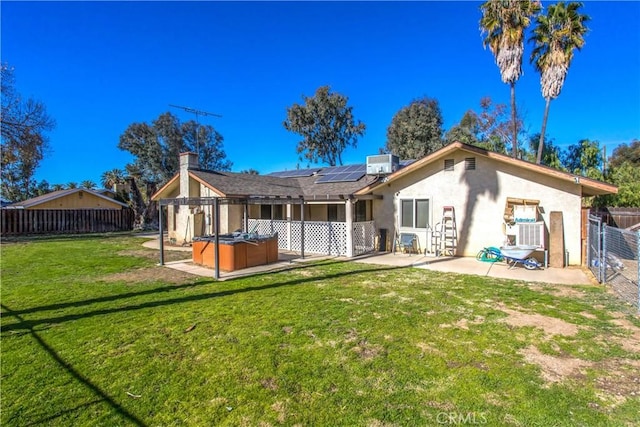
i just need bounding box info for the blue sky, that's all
[2,1,639,187]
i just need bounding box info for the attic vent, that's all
[444,159,454,171]
[465,157,476,170]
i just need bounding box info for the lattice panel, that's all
[250,219,373,257]
[289,221,347,256]
[353,221,376,256]
[248,219,289,248]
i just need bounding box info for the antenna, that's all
[169,104,222,155]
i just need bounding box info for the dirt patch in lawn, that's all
[527,283,587,299]
[611,316,640,353]
[498,305,579,338]
[101,267,197,285]
[589,358,640,408]
[520,345,590,384]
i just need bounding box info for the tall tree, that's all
[283,85,366,166]
[384,97,444,159]
[81,180,97,189]
[594,161,640,208]
[608,139,640,169]
[445,97,519,154]
[181,121,232,171]
[480,0,541,158]
[118,111,231,229]
[1,64,56,202]
[530,1,589,164]
[563,138,603,180]
[526,133,564,169]
[101,168,126,189]
[445,110,481,146]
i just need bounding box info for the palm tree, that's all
[51,183,65,191]
[100,168,126,189]
[66,182,78,189]
[530,2,589,164]
[480,0,541,158]
[80,180,97,189]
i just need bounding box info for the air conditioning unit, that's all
[366,154,400,175]
[516,221,545,249]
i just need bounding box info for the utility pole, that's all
[169,104,222,155]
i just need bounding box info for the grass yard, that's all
[1,235,639,426]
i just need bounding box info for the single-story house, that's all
[152,143,617,265]
[5,188,130,210]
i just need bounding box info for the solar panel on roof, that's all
[317,164,366,175]
[316,171,365,183]
[267,168,321,178]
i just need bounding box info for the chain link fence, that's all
[588,215,639,311]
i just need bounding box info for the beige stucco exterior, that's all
[371,151,584,265]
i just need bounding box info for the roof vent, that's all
[366,154,399,175]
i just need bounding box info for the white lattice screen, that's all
[248,219,289,248]
[248,219,376,257]
[353,221,376,255]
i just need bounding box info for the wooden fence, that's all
[1,209,135,236]
[590,207,640,230]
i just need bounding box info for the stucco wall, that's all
[372,152,584,265]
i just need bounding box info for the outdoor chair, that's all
[398,233,418,255]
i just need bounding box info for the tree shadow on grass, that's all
[1,262,404,333]
[1,304,147,427]
[0,257,364,319]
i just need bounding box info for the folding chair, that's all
[398,233,417,255]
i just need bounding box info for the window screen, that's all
[416,199,430,228]
[401,200,413,227]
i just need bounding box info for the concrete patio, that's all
[140,236,595,285]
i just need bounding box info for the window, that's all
[444,159,454,171]
[260,205,272,220]
[416,199,430,228]
[465,157,476,170]
[328,204,338,222]
[273,205,284,220]
[401,200,413,227]
[401,199,430,229]
[355,200,368,222]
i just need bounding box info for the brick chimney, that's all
[179,152,199,197]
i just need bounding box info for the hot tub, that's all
[192,233,279,271]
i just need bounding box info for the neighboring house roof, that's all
[6,188,130,209]
[355,142,618,197]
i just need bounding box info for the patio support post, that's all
[286,203,292,251]
[214,197,220,280]
[300,198,305,259]
[159,202,164,265]
[243,201,249,233]
[345,199,354,257]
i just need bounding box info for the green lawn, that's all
[1,235,639,426]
